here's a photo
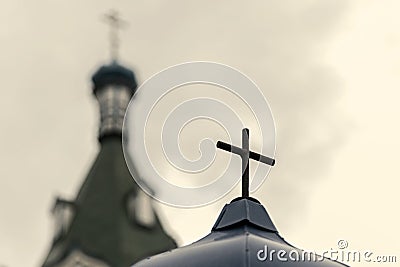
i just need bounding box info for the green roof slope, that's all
[42,136,177,267]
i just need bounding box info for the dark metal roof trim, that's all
[212,198,277,232]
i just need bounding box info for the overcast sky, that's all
[0,1,399,266]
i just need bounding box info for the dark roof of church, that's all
[133,197,349,267]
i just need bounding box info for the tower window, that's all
[52,198,75,240]
[126,190,156,228]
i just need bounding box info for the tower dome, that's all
[91,61,138,140]
[92,61,137,93]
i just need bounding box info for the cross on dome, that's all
[217,128,275,198]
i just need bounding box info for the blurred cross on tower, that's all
[103,10,127,62]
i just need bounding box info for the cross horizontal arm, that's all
[249,151,275,166]
[216,141,243,156]
[217,141,275,166]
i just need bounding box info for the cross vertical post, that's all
[242,128,250,197]
[216,128,275,198]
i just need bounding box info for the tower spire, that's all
[103,9,127,62]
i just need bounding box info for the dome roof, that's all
[92,61,137,93]
[133,197,348,267]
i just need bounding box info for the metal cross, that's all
[217,128,275,198]
[103,10,127,62]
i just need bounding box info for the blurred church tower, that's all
[41,11,176,267]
